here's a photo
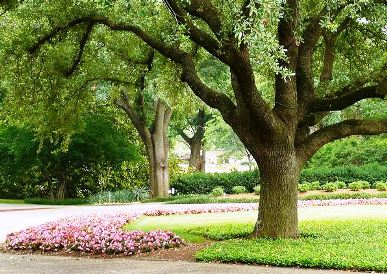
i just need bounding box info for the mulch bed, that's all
[0,241,211,261]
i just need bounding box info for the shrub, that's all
[231,185,247,194]
[307,181,321,190]
[171,170,258,194]
[253,185,260,195]
[360,181,371,189]
[211,186,224,197]
[348,182,363,191]
[300,164,387,185]
[322,182,338,192]
[171,164,387,195]
[336,181,346,189]
[299,192,387,200]
[375,182,387,191]
[298,184,309,193]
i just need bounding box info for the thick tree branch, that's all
[179,130,192,145]
[29,16,236,123]
[319,18,351,83]
[163,0,227,63]
[183,0,223,39]
[310,82,386,112]
[298,119,387,163]
[273,0,299,124]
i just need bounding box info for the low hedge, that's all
[171,170,258,195]
[171,164,387,195]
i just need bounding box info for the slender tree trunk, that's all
[148,130,170,197]
[189,138,204,171]
[251,150,300,238]
[56,180,67,201]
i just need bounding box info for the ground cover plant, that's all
[195,220,387,272]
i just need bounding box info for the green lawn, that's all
[125,212,387,271]
[0,199,25,204]
[124,211,255,242]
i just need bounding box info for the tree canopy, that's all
[0,0,386,238]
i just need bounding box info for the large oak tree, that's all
[2,0,387,238]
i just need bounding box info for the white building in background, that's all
[173,142,256,173]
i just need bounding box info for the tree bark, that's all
[252,150,300,238]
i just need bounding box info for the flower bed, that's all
[298,198,387,207]
[6,213,181,255]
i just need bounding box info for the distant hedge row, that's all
[171,164,387,195]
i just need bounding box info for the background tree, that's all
[1,0,386,238]
[0,110,139,199]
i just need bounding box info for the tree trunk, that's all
[252,151,300,238]
[148,131,169,198]
[188,138,205,171]
[56,180,67,201]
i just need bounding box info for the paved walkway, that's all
[0,253,368,274]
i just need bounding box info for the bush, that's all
[171,164,387,195]
[300,164,387,185]
[322,182,338,192]
[299,192,387,200]
[298,184,309,193]
[171,170,258,194]
[231,185,247,194]
[336,181,346,189]
[348,182,363,191]
[211,186,224,197]
[375,182,387,191]
[307,181,321,190]
[361,181,371,189]
[253,185,260,195]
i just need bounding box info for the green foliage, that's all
[211,186,224,197]
[307,181,321,190]
[307,136,387,168]
[24,198,88,205]
[88,186,150,204]
[299,192,387,200]
[195,220,387,272]
[322,182,338,192]
[166,195,259,204]
[348,181,364,191]
[172,165,386,195]
[336,181,346,189]
[253,185,260,195]
[375,182,387,191]
[300,164,387,185]
[231,185,247,194]
[361,181,371,189]
[298,184,309,193]
[171,170,258,195]
[0,111,140,199]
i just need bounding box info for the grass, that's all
[124,211,255,243]
[0,199,25,204]
[125,211,387,271]
[24,198,88,205]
